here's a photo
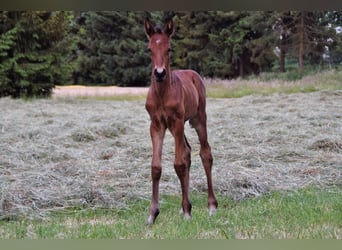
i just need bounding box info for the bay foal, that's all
[144,19,218,224]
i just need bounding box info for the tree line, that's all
[0,11,341,98]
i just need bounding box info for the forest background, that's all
[0,11,341,98]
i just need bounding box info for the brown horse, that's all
[144,18,218,224]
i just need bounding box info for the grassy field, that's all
[1,70,342,238]
[1,187,341,239]
[205,69,342,98]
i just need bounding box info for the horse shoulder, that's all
[145,88,160,116]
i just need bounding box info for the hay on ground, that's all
[0,90,341,219]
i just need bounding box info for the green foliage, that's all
[75,11,150,86]
[0,25,18,96]
[0,11,73,98]
[0,11,341,92]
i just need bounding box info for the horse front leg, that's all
[147,121,166,225]
[193,120,218,216]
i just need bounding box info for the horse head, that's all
[145,19,174,83]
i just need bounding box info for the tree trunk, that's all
[298,11,305,71]
[239,56,244,77]
[279,45,286,72]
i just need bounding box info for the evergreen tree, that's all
[326,11,342,66]
[329,30,342,66]
[205,11,275,78]
[0,22,19,96]
[115,12,150,86]
[2,10,338,94]
[0,11,73,98]
[269,11,294,72]
[241,11,277,74]
[172,11,211,73]
[203,11,241,78]
[76,11,150,86]
[261,11,342,72]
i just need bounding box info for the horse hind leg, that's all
[171,121,192,220]
[178,135,192,218]
[191,118,218,215]
[200,140,218,215]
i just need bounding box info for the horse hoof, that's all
[208,206,217,216]
[184,213,191,220]
[179,207,192,220]
[147,215,155,225]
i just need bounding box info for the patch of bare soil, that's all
[52,85,149,98]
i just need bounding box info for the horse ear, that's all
[144,18,155,39]
[164,19,174,37]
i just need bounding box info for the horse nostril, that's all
[154,68,166,81]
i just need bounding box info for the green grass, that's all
[206,69,342,98]
[1,187,341,239]
[206,84,320,99]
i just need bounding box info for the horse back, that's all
[172,69,206,103]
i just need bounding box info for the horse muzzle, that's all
[154,68,167,83]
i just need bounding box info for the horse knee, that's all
[174,161,186,177]
[200,149,213,166]
[151,165,162,180]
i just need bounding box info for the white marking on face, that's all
[154,65,165,73]
[156,39,161,44]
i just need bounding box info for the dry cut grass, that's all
[0,89,342,219]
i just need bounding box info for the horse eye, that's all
[146,48,151,53]
[168,48,173,53]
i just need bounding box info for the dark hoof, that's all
[147,208,160,225]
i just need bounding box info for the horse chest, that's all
[146,99,183,129]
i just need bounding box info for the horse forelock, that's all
[154,26,163,34]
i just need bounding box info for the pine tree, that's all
[205,11,274,78]
[242,11,277,74]
[172,11,210,72]
[262,11,341,72]
[0,22,19,96]
[270,11,294,72]
[76,11,150,86]
[113,12,150,86]
[327,12,342,66]
[0,11,73,98]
